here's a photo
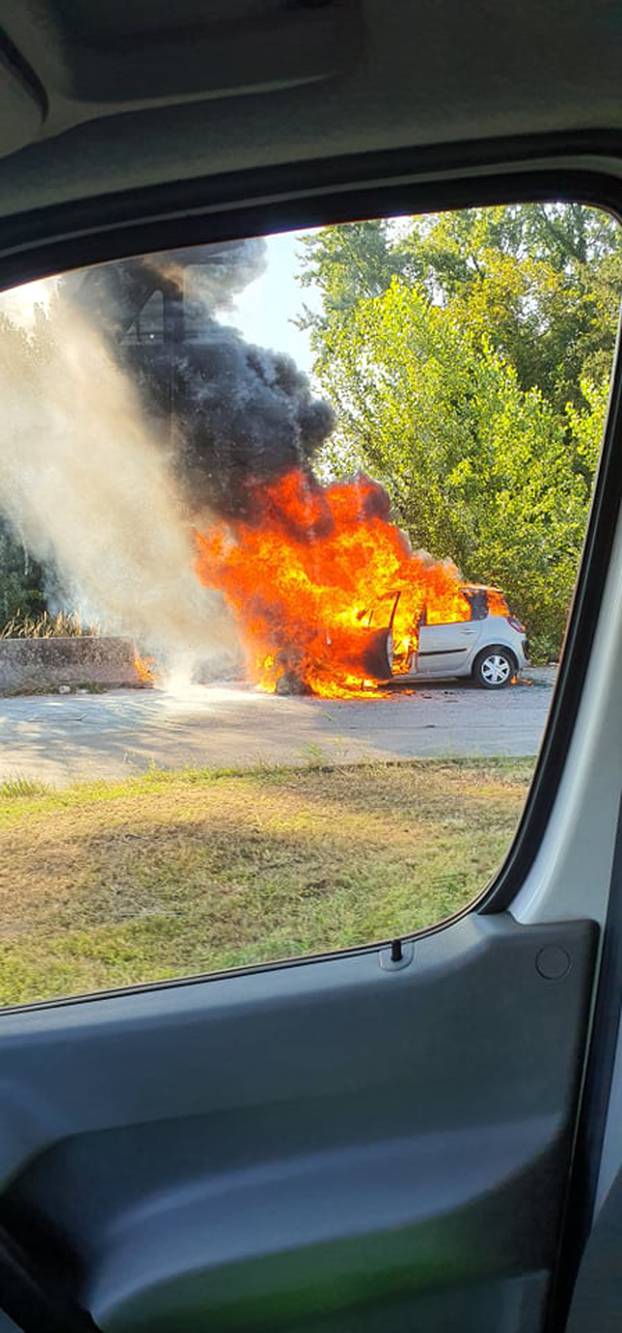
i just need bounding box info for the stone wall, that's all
[0,637,143,694]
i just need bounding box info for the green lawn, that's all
[0,758,532,1007]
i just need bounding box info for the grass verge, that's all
[0,757,533,1007]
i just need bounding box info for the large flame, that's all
[194,469,495,698]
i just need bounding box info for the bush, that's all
[0,520,46,631]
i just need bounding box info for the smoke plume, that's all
[0,238,336,678]
[0,295,235,671]
[64,240,336,519]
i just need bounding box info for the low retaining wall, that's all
[0,637,143,695]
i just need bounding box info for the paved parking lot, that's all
[0,672,555,786]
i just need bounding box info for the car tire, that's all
[472,645,516,689]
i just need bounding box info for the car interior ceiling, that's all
[0,2,618,239]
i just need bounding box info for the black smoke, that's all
[63,241,335,519]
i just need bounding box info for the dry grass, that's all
[0,610,99,639]
[0,758,532,1007]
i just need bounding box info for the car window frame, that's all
[0,147,619,1005]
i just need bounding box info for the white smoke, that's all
[0,289,237,678]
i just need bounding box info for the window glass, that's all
[0,202,619,1005]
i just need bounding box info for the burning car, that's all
[389,584,527,689]
[66,254,527,699]
[194,469,529,698]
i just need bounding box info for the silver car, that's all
[399,585,528,689]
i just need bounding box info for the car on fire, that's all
[387,585,527,689]
[411,584,527,688]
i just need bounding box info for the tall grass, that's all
[0,610,100,639]
[0,775,51,798]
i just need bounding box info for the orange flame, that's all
[194,469,479,698]
[134,653,155,686]
[486,587,510,618]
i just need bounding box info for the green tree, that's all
[0,518,46,629]
[565,377,611,480]
[299,204,622,417]
[315,277,600,658]
[298,204,621,655]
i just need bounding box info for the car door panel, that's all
[417,622,481,675]
[566,1164,622,1333]
[0,914,596,1332]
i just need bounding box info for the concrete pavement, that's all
[0,674,555,786]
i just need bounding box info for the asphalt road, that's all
[0,673,555,786]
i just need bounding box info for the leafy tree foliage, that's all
[0,519,46,628]
[298,205,622,657]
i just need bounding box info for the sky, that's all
[231,228,321,374]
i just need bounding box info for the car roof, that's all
[0,2,619,239]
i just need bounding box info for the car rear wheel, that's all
[472,645,516,689]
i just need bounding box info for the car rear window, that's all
[464,590,488,621]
